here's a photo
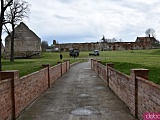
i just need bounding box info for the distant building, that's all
[53,36,156,52]
[136,37,160,49]
[5,22,41,58]
[135,37,158,43]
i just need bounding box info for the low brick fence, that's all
[91,59,160,120]
[0,60,70,120]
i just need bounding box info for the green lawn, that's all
[2,52,79,77]
[98,49,160,84]
[2,49,160,84]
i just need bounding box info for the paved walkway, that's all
[17,61,138,120]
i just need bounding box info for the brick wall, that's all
[15,68,48,117]
[0,79,13,120]
[0,60,71,120]
[50,64,61,85]
[97,63,107,82]
[137,76,160,118]
[92,59,98,74]
[108,67,136,115]
[55,41,152,52]
[91,59,160,120]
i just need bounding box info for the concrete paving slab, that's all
[17,61,138,120]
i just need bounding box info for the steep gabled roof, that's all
[5,22,40,40]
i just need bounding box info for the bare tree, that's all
[41,41,49,52]
[145,28,156,38]
[0,0,13,70]
[4,0,30,62]
[101,35,106,42]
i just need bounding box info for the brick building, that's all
[53,37,155,52]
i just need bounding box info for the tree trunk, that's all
[0,23,2,70]
[10,24,15,62]
[0,0,4,71]
[0,38,2,71]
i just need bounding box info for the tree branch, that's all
[4,0,13,11]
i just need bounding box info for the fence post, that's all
[42,64,51,88]
[106,63,114,87]
[130,68,149,117]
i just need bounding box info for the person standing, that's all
[60,53,63,59]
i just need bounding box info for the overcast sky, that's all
[8,0,160,45]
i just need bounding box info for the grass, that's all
[2,49,160,84]
[2,52,80,77]
[99,49,160,84]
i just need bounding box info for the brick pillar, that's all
[92,59,94,70]
[91,59,93,69]
[57,62,62,76]
[92,59,96,72]
[68,60,70,69]
[131,69,149,80]
[42,64,51,88]
[106,63,114,87]
[130,69,149,117]
[97,60,101,75]
[65,59,70,70]
[0,70,19,120]
[64,60,68,72]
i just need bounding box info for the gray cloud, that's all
[18,0,160,45]
[54,14,75,21]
